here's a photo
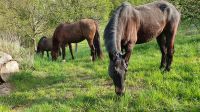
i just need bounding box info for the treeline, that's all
[0,0,113,49]
[0,0,112,42]
[0,0,199,49]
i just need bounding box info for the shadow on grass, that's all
[0,70,118,110]
[0,88,121,111]
[9,71,67,92]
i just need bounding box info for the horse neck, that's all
[109,4,134,54]
[104,6,126,55]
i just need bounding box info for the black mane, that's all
[104,4,124,54]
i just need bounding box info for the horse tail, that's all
[37,36,47,53]
[51,24,62,60]
[93,21,103,59]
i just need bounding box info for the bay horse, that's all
[104,1,180,95]
[51,19,103,61]
[37,36,77,59]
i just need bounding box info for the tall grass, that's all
[0,32,34,69]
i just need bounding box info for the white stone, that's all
[0,52,13,65]
[0,52,19,82]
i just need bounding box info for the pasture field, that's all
[0,32,199,112]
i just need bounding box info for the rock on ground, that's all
[0,52,19,83]
[0,82,14,96]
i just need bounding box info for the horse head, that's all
[108,51,128,96]
[51,50,59,61]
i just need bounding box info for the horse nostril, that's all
[115,87,125,96]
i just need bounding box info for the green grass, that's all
[0,33,200,112]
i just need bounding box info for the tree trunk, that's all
[32,38,37,52]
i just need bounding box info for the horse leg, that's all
[42,51,44,57]
[123,43,134,66]
[61,44,66,61]
[165,23,179,71]
[68,43,74,60]
[47,51,49,58]
[123,27,137,65]
[156,33,167,69]
[75,43,78,53]
[59,48,62,56]
[120,42,134,80]
[87,39,96,61]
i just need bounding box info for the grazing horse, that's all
[37,36,77,59]
[51,19,103,61]
[104,1,180,95]
[36,36,53,58]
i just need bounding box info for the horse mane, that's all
[104,2,132,54]
[104,5,122,53]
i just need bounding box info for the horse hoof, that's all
[159,64,166,69]
[164,68,171,72]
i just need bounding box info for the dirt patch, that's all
[79,75,94,80]
[128,85,143,91]
[0,82,15,96]
[100,80,113,89]
[64,92,75,99]
[127,79,146,92]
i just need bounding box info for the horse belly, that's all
[69,36,85,43]
[136,25,164,44]
[136,33,155,44]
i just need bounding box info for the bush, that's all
[0,32,34,69]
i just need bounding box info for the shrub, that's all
[0,32,34,69]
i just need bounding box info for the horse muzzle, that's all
[115,86,125,96]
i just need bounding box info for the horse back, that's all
[56,22,82,43]
[135,1,180,44]
[56,19,97,43]
[79,19,97,37]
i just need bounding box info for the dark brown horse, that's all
[104,1,180,95]
[36,36,53,58]
[37,36,77,59]
[51,19,103,61]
